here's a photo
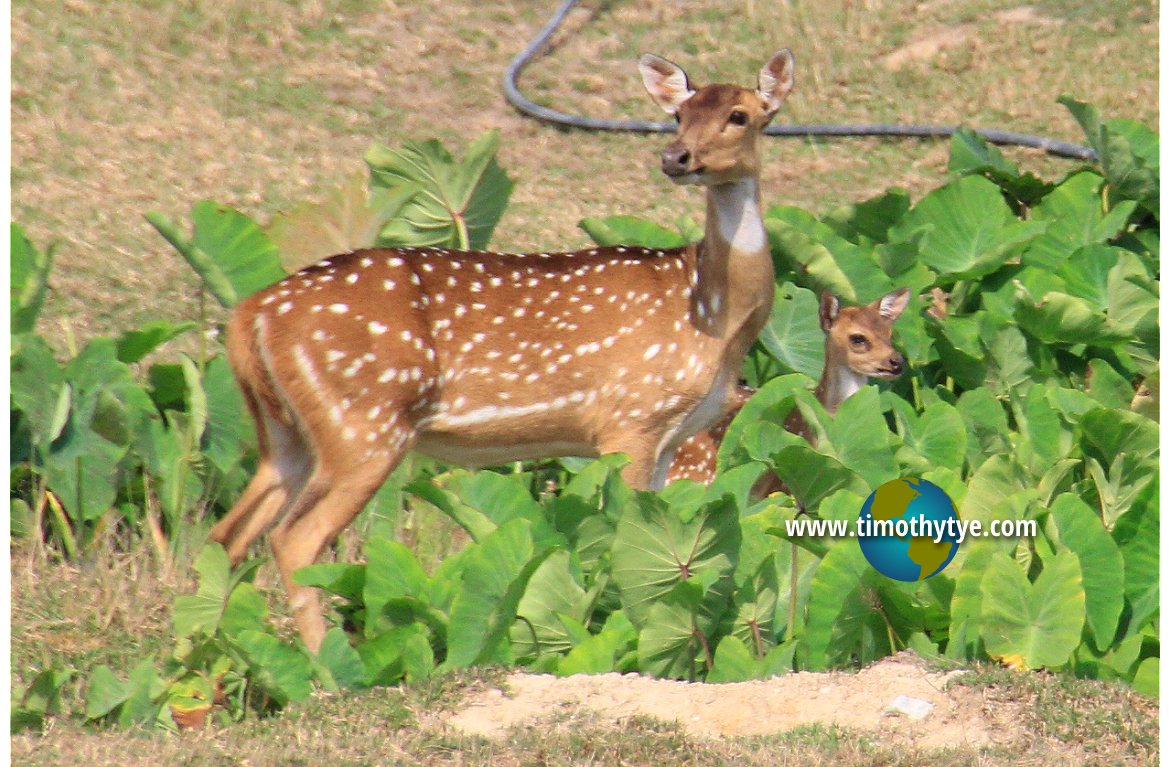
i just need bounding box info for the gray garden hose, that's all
[503,0,1098,161]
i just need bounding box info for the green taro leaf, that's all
[84,661,165,728]
[765,206,893,301]
[293,563,366,601]
[1050,494,1124,651]
[146,202,286,308]
[10,223,54,336]
[1085,359,1134,409]
[10,335,69,448]
[510,549,589,660]
[979,550,1085,669]
[356,624,433,686]
[316,627,368,691]
[1080,407,1158,464]
[821,386,899,488]
[218,581,269,639]
[611,492,739,630]
[360,537,433,637]
[707,634,764,682]
[114,321,197,365]
[233,630,313,705]
[12,668,72,731]
[201,355,254,476]
[803,543,895,670]
[888,174,1046,282]
[1132,658,1158,697]
[636,590,713,680]
[822,188,911,244]
[1058,244,1121,309]
[1025,171,1137,271]
[947,127,1054,204]
[173,543,233,639]
[899,400,967,470]
[946,542,998,660]
[445,519,553,667]
[578,214,689,248]
[367,130,513,250]
[1015,288,1132,347]
[556,611,637,676]
[84,665,129,721]
[757,283,824,379]
[958,454,1032,549]
[1060,97,1159,209]
[768,444,869,510]
[715,373,810,473]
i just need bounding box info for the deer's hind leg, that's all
[267,414,416,653]
[210,413,313,565]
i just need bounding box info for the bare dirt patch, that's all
[446,653,1017,750]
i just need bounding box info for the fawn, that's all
[209,49,797,651]
[666,288,909,486]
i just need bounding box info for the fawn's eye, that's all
[728,110,748,126]
[849,334,869,349]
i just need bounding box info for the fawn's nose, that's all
[887,353,905,376]
[661,143,692,177]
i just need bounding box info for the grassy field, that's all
[12,0,1157,343]
[10,0,1159,763]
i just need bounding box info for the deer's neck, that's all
[815,355,868,414]
[694,177,772,337]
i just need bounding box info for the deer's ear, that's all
[819,290,840,331]
[757,49,795,117]
[639,54,695,115]
[876,288,911,321]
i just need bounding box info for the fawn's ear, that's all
[875,287,911,321]
[757,49,795,117]
[819,290,840,331]
[639,54,695,115]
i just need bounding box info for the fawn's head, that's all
[820,288,909,379]
[639,49,795,186]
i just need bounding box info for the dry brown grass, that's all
[12,0,1157,342]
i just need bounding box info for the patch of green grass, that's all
[957,666,1160,762]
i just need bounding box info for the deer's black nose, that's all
[888,354,905,376]
[661,143,691,177]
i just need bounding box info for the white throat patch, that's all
[711,178,765,253]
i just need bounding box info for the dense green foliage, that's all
[11,101,1159,731]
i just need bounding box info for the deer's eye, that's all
[728,110,749,126]
[849,334,869,349]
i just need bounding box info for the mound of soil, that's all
[447,653,1016,749]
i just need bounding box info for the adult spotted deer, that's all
[209,49,796,652]
[666,288,909,485]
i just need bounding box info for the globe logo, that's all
[857,478,960,581]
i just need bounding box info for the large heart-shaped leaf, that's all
[147,202,286,308]
[1050,494,1124,651]
[1060,96,1159,209]
[578,214,689,248]
[10,223,54,337]
[766,206,893,301]
[803,542,897,669]
[509,549,589,659]
[757,282,824,379]
[611,492,739,630]
[979,550,1085,669]
[946,127,1053,204]
[1025,171,1137,270]
[889,174,1046,282]
[445,519,553,667]
[367,130,513,250]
